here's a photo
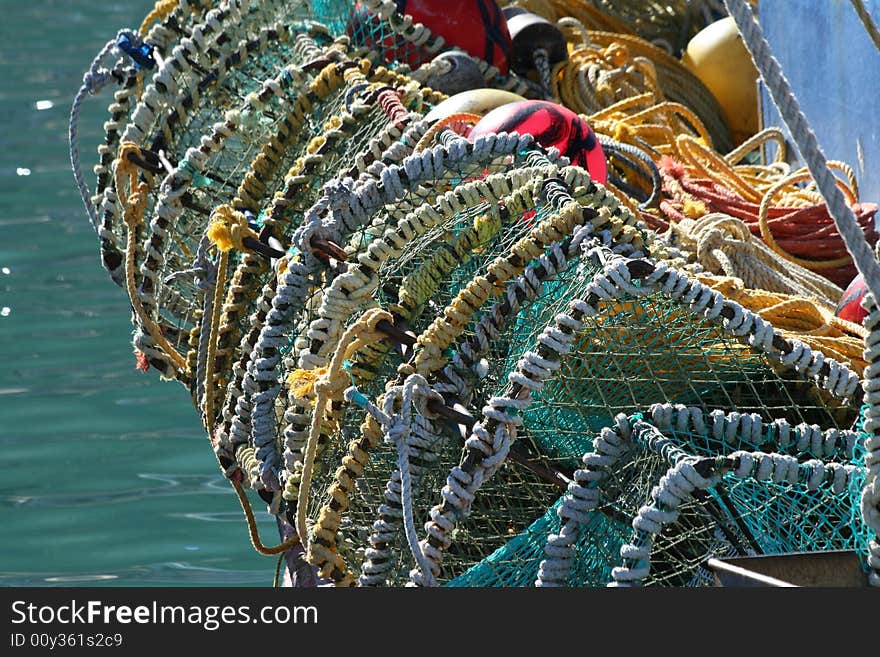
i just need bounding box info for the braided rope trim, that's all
[356,378,445,586]
[209,84,381,424]
[95,73,140,287]
[192,56,373,394]
[366,191,630,586]
[296,164,577,372]
[725,0,880,588]
[280,168,575,512]
[285,160,600,582]
[230,131,542,492]
[105,19,300,364]
[139,0,212,53]
[358,196,648,586]
[860,295,880,586]
[263,148,619,584]
[129,29,335,378]
[308,172,599,584]
[97,2,296,283]
[610,422,863,587]
[216,275,279,467]
[108,18,296,317]
[538,405,865,586]
[409,254,863,585]
[215,95,430,459]
[199,60,378,480]
[645,403,863,461]
[86,0,215,250]
[307,163,648,585]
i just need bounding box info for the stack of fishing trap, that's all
[70,0,880,587]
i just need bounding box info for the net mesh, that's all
[316,0,436,70]
[426,244,867,586]
[452,417,869,587]
[513,292,857,467]
[287,163,597,584]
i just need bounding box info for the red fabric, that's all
[352,0,512,73]
[469,100,608,183]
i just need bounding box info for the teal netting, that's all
[451,418,870,587]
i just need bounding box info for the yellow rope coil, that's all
[757,169,859,272]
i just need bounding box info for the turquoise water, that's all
[0,1,278,586]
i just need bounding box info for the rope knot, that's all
[360,307,395,336]
[114,142,151,227]
[288,367,329,400]
[83,68,112,95]
[207,205,259,252]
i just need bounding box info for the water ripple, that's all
[0,562,273,587]
[1,473,226,509]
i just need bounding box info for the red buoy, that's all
[351,0,512,73]
[835,274,868,325]
[468,100,607,182]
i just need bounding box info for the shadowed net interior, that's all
[503,273,860,470]
[99,5,323,268]
[424,244,865,585]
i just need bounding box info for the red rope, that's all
[377,87,409,130]
[658,167,878,287]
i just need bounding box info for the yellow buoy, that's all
[424,89,527,123]
[681,16,759,145]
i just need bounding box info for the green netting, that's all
[432,242,867,586]
[503,284,858,470]
[310,0,355,37]
[311,0,416,67]
[446,496,628,588]
[294,167,579,583]
[312,0,458,71]
[447,498,565,587]
[658,425,868,567]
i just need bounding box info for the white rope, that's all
[345,374,442,586]
[70,30,136,233]
[609,431,863,586]
[725,0,880,586]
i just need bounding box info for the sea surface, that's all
[0,0,278,587]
